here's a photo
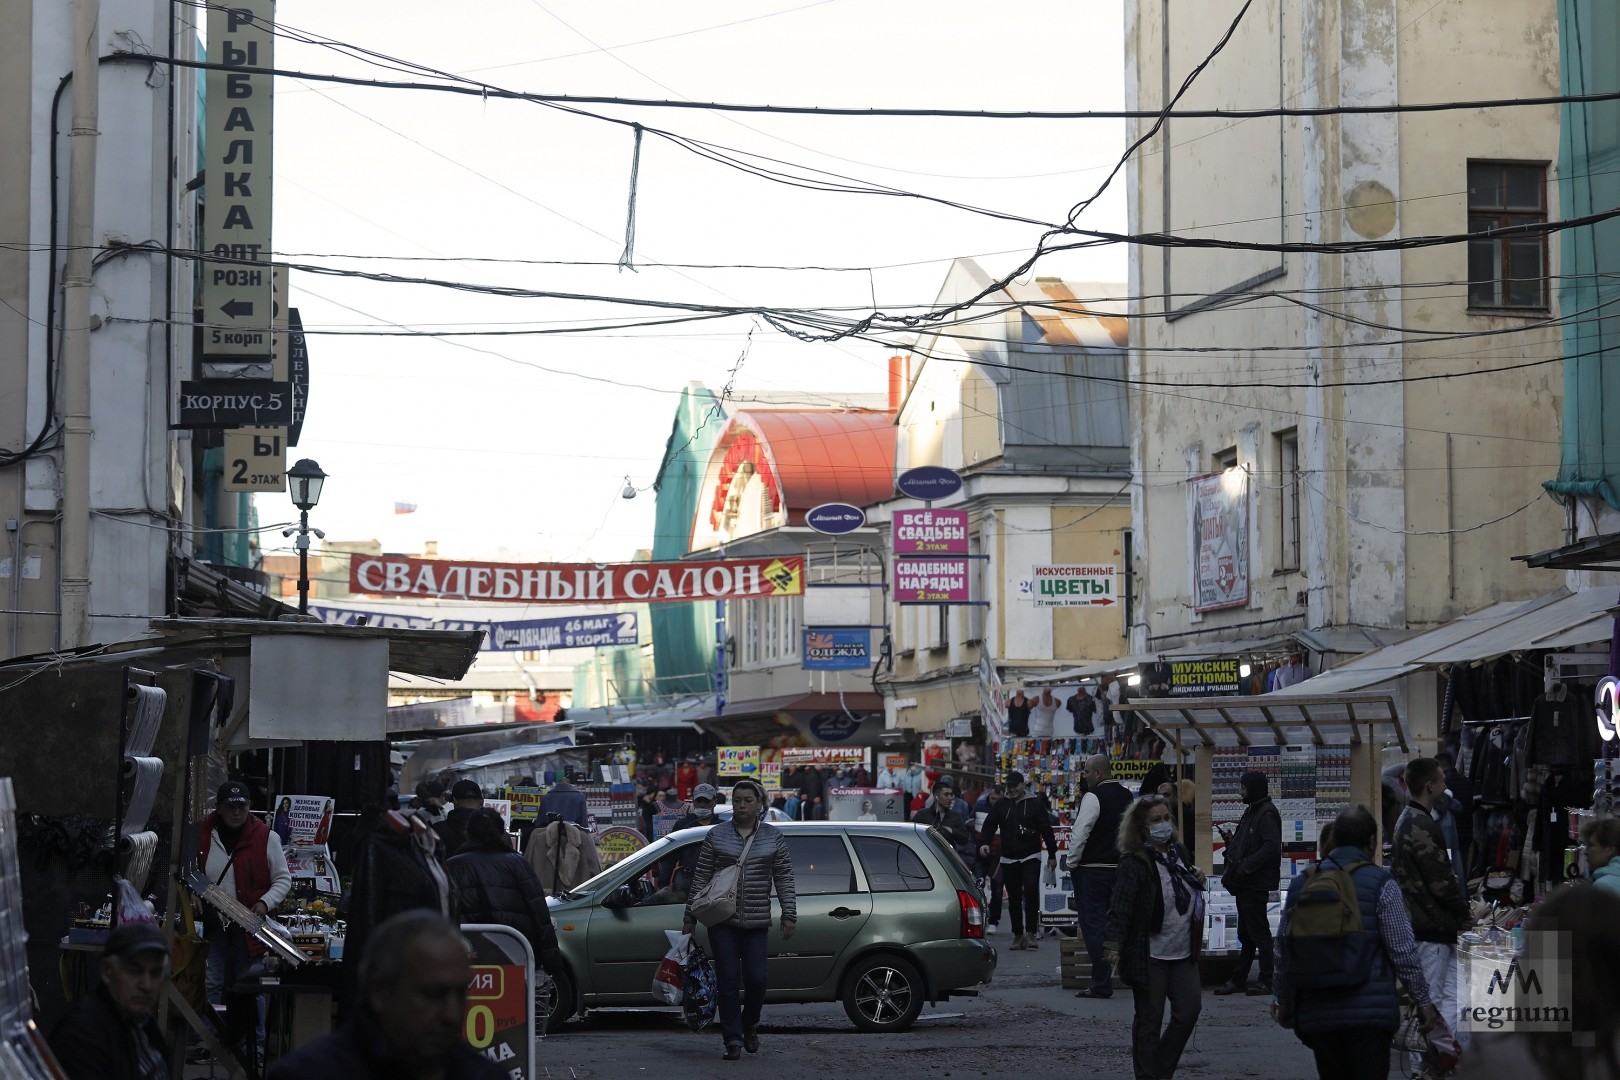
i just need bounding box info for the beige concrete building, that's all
[1124,0,1567,746]
[878,260,1134,736]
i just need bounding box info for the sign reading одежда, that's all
[350,555,803,605]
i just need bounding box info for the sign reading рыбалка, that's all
[1025,564,1119,607]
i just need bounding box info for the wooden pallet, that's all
[1059,936,1125,990]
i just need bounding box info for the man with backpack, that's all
[977,771,1058,951]
[1215,770,1282,996]
[1390,757,1473,1073]
[1274,806,1437,1079]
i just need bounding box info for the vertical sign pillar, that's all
[202,0,275,373]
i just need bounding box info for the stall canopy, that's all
[1114,693,1407,751]
[1270,586,1617,697]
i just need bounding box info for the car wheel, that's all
[840,954,926,1033]
[536,967,576,1034]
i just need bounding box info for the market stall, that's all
[1111,692,1405,956]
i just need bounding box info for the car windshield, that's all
[561,834,681,897]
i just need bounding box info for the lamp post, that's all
[285,459,327,614]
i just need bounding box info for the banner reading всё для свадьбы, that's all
[349,555,803,604]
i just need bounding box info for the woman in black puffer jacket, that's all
[446,808,562,976]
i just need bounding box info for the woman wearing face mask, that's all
[1581,816,1620,897]
[683,779,797,1061]
[1103,796,1206,1080]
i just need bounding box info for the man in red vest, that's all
[198,780,291,1064]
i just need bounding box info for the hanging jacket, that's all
[683,819,796,929]
[525,819,603,896]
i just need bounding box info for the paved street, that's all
[535,935,1323,1079]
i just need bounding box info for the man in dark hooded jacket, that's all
[1215,769,1281,995]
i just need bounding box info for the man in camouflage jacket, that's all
[1391,757,1472,1070]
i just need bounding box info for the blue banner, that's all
[306,605,638,652]
[802,628,870,671]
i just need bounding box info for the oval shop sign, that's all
[806,502,867,535]
[807,711,867,743]
[895,466,962,502]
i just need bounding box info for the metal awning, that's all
[1114,693,1406,751]
[144,617,482,680]
[1290,625,1413,656]
[1271,587,1615,695]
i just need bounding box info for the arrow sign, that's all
[221,298,255,319]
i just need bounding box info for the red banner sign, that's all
[350,555,804,604]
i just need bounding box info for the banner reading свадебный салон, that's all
[349,554,803,604]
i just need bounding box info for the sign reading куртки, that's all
[1023,564,1119,607]
[894,557,970,603]
[349,555,803,604]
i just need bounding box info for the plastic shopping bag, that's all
[652,930,692,1005]
[682,942,719,1031]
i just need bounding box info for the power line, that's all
[130,50,1620,122]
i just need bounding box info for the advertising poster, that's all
[802,629,870,671]
[1021,564,1120,608]
[826,787,906,821]
[893,557,970,604]
[285,848,339,895]
[274,795,334,847]
[892,508,969,555]
[758,760,782,791]
[1190,471,1249,612]
[595,825,649,866]
[460,924,535,1079]
[782,746,871,768]
[718,746,761,778]
[1039,865,1076,928]
[508,787,543,822]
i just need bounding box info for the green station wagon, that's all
[541,821,996,1033]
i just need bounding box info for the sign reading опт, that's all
[1020,564,1119,607]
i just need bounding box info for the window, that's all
[1213,446,1238,472]
[1467,161,1548,310]
[851,836,934,892]
[784,835,857,895]
[1276,429,1300,572]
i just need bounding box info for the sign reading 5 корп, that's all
[223,427,286,491]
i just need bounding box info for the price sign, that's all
[223,427,287,491]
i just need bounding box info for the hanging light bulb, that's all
[621,476,637,500]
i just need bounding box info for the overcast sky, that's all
[257,0,1128,571]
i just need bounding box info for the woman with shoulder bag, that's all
[1103,795,1206,1080]
[681,779,797,1061]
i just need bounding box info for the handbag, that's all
[688,829,758,927]
[170,885,211,1015]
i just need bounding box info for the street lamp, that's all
[284,458,327,614]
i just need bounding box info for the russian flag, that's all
[393,501,417,515]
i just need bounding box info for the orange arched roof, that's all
[706,409,897,530]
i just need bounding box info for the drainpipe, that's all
[60,0,101,648]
